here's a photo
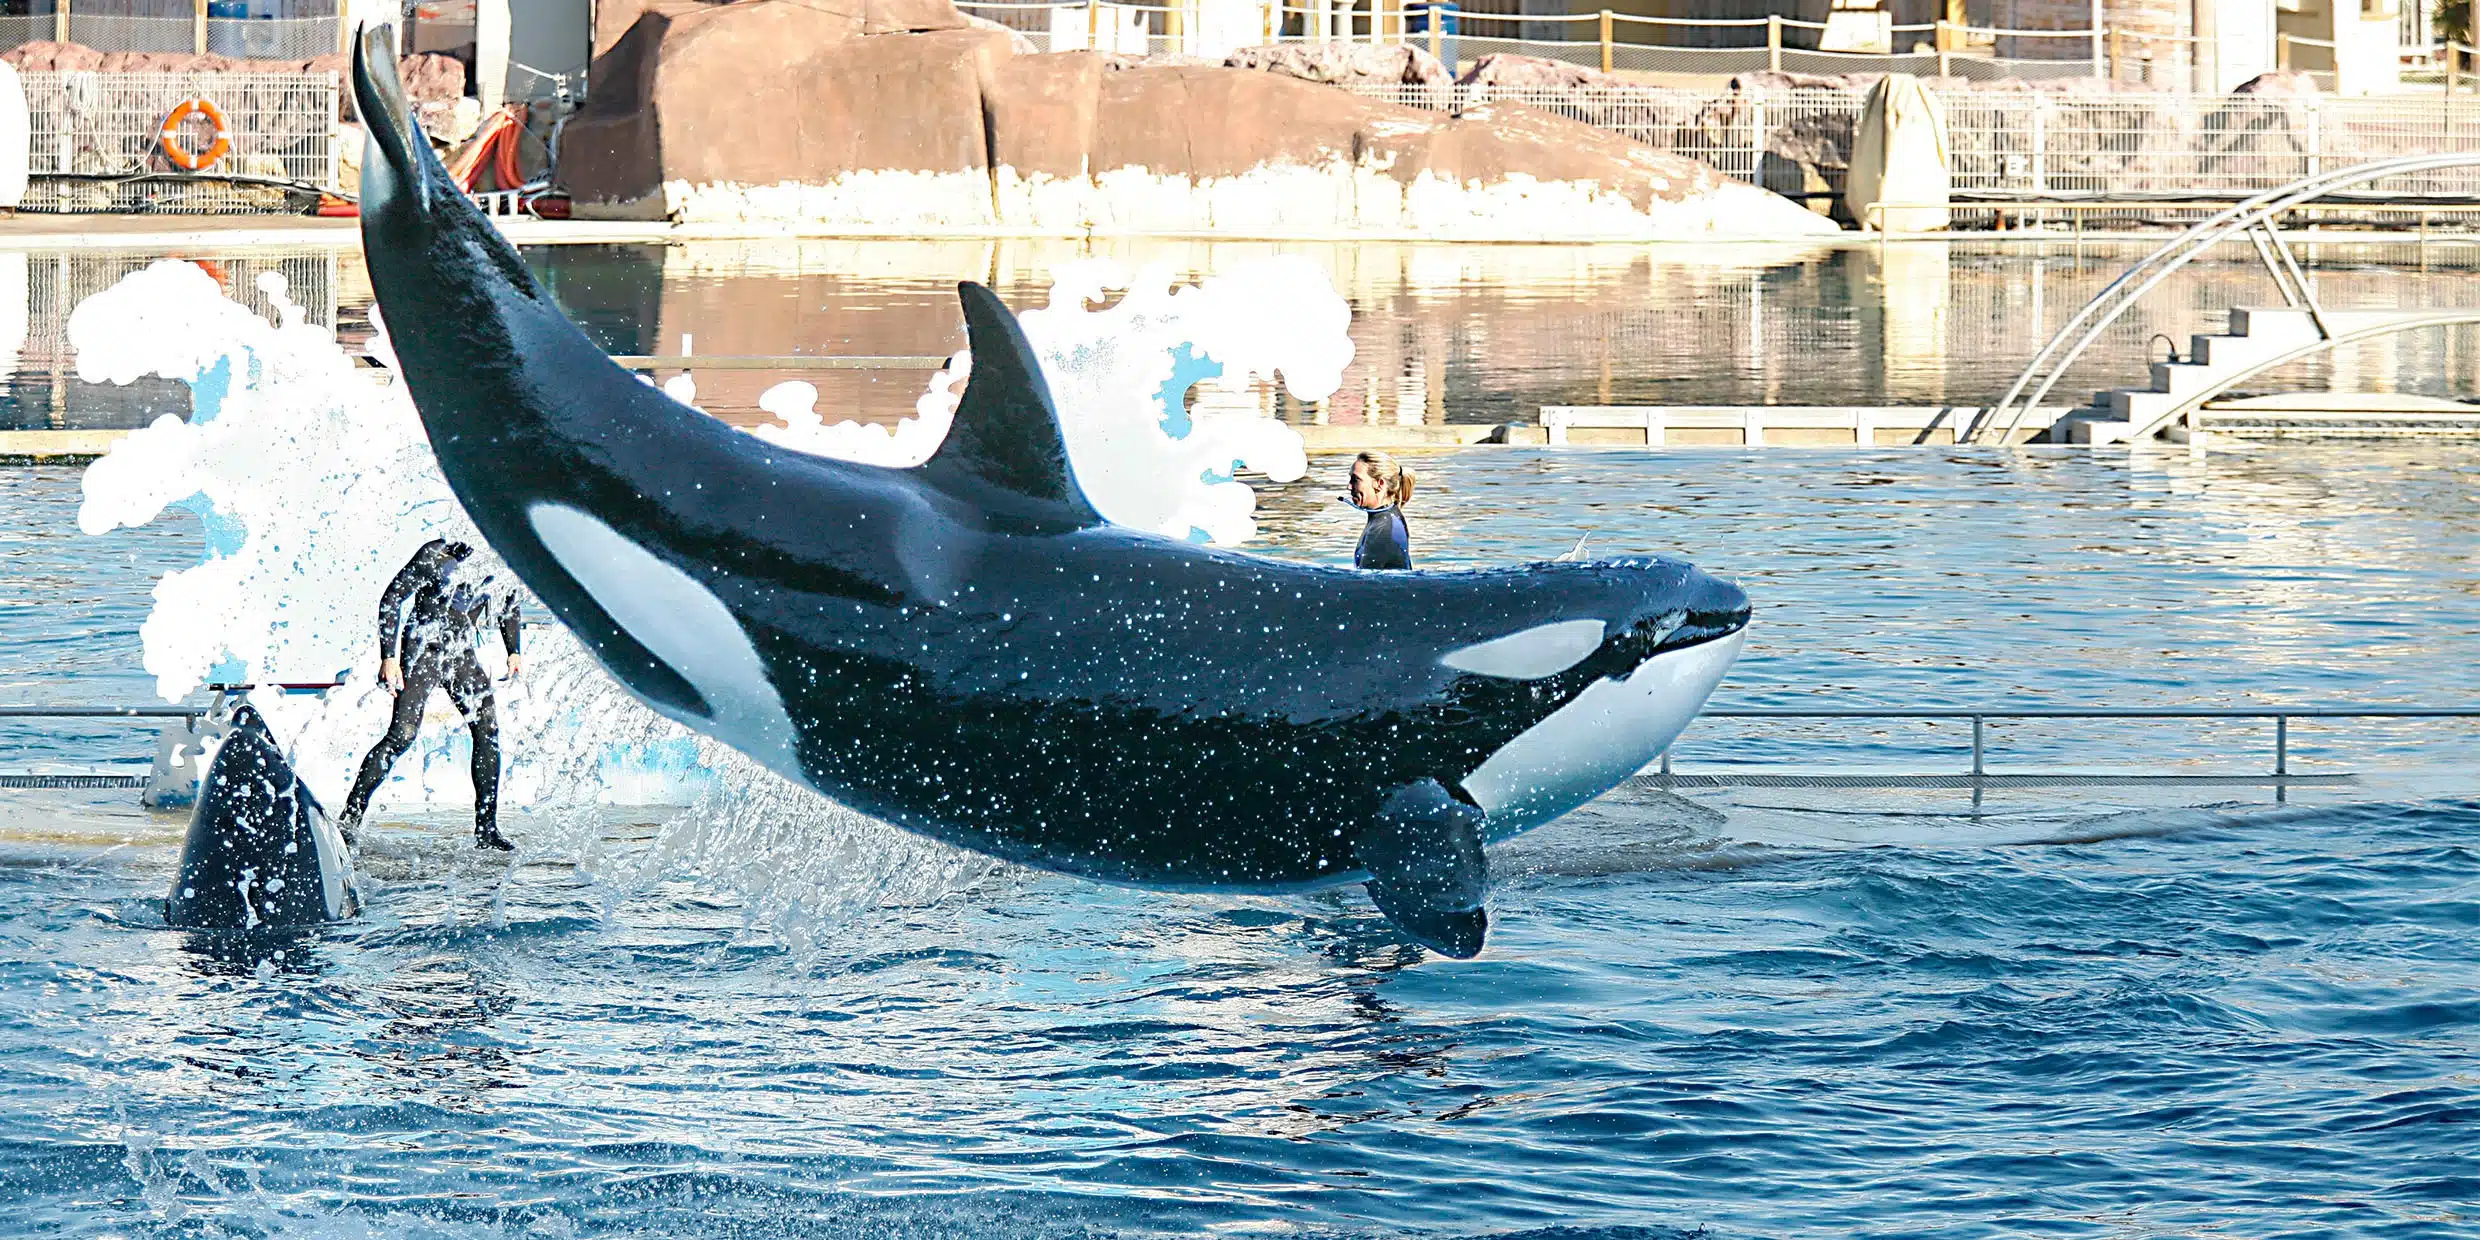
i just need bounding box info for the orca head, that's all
[1452,557,1751,837]
[163,704,357,932]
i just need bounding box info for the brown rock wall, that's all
[986,52,1104,180]
[559,0,1832,237]
[564,4,1005,202]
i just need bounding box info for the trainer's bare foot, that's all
[474,826,515,852]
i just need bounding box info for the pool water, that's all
[3,437,2477,1237]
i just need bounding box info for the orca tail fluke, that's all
[1358,780,1491,959]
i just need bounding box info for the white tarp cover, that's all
[0,62,27,211]
[1845,73,1949,233]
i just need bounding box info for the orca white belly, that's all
[1463,628,1746,841]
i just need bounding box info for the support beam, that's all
[477,0,510,112]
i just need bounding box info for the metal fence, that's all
[17,71,340,213]
[1348,83,2480,210]
[955,0,2117,78]
[0,14,342,60]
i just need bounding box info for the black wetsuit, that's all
[1355,505,1412,570]
[339,538,521,847]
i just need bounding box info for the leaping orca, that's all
[348,29,1748,957]
[163,705,356,931]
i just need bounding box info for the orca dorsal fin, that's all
[924,282,1104,525]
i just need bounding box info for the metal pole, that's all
[2276,715,2289,775]
[1601,9,1612,74]
[1936,20,1950,76]
[2109,27,2123,81]
[193,0,207,55]
[1429,1,1441,61]
[1088,0,1101,48]
[2307,100,2322,180]
[55,0,67,45]
[2277,31,2290,71]
[1971,715,1985,776]
[1767,14,1781,71]
[2031,95,2047,197]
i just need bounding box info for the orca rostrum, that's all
[348,29,1749,957]
[163,705,356,931]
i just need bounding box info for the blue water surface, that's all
[3,442,2478,1237]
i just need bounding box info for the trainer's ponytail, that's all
[1353,450,1414,508]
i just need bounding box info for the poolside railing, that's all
[8,703,2477,787]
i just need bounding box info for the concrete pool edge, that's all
[7,214,2475,252]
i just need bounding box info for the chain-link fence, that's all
[17,71,339,213]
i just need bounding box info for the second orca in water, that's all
[348,29,1748,956]
[163,704,356,931]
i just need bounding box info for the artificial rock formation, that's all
[556,0,1834,240]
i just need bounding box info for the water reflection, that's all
[10,238,2478,431]
[360,952,522,1111]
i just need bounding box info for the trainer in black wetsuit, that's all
[338,538,522,850]
[1348,451,1414,570]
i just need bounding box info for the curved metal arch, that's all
[1966,153,2480,445]
[2124,309,2480,441]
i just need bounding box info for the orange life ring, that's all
[158,99,232,172]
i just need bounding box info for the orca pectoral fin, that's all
[1358,780,1490,959]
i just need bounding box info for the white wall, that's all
[2212,0,2278,89]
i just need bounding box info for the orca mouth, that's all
[349,24,436,223]
[1642,570,1752,658]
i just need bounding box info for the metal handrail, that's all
[1967,153,2480,445]
[2117,307,2480,441]
[0,706,208,719]
[609,355,948,371]
[1685,705,2480,778]
[0,683,339,722]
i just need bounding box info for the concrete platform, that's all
[0,429,124,463]
[1539,405,2067,447]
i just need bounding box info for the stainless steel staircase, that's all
[1968,154,2480,446]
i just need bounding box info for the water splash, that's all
[66,255,1354,947]
[749,258,1346,544]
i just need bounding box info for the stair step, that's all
[2228,306,2322,344]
